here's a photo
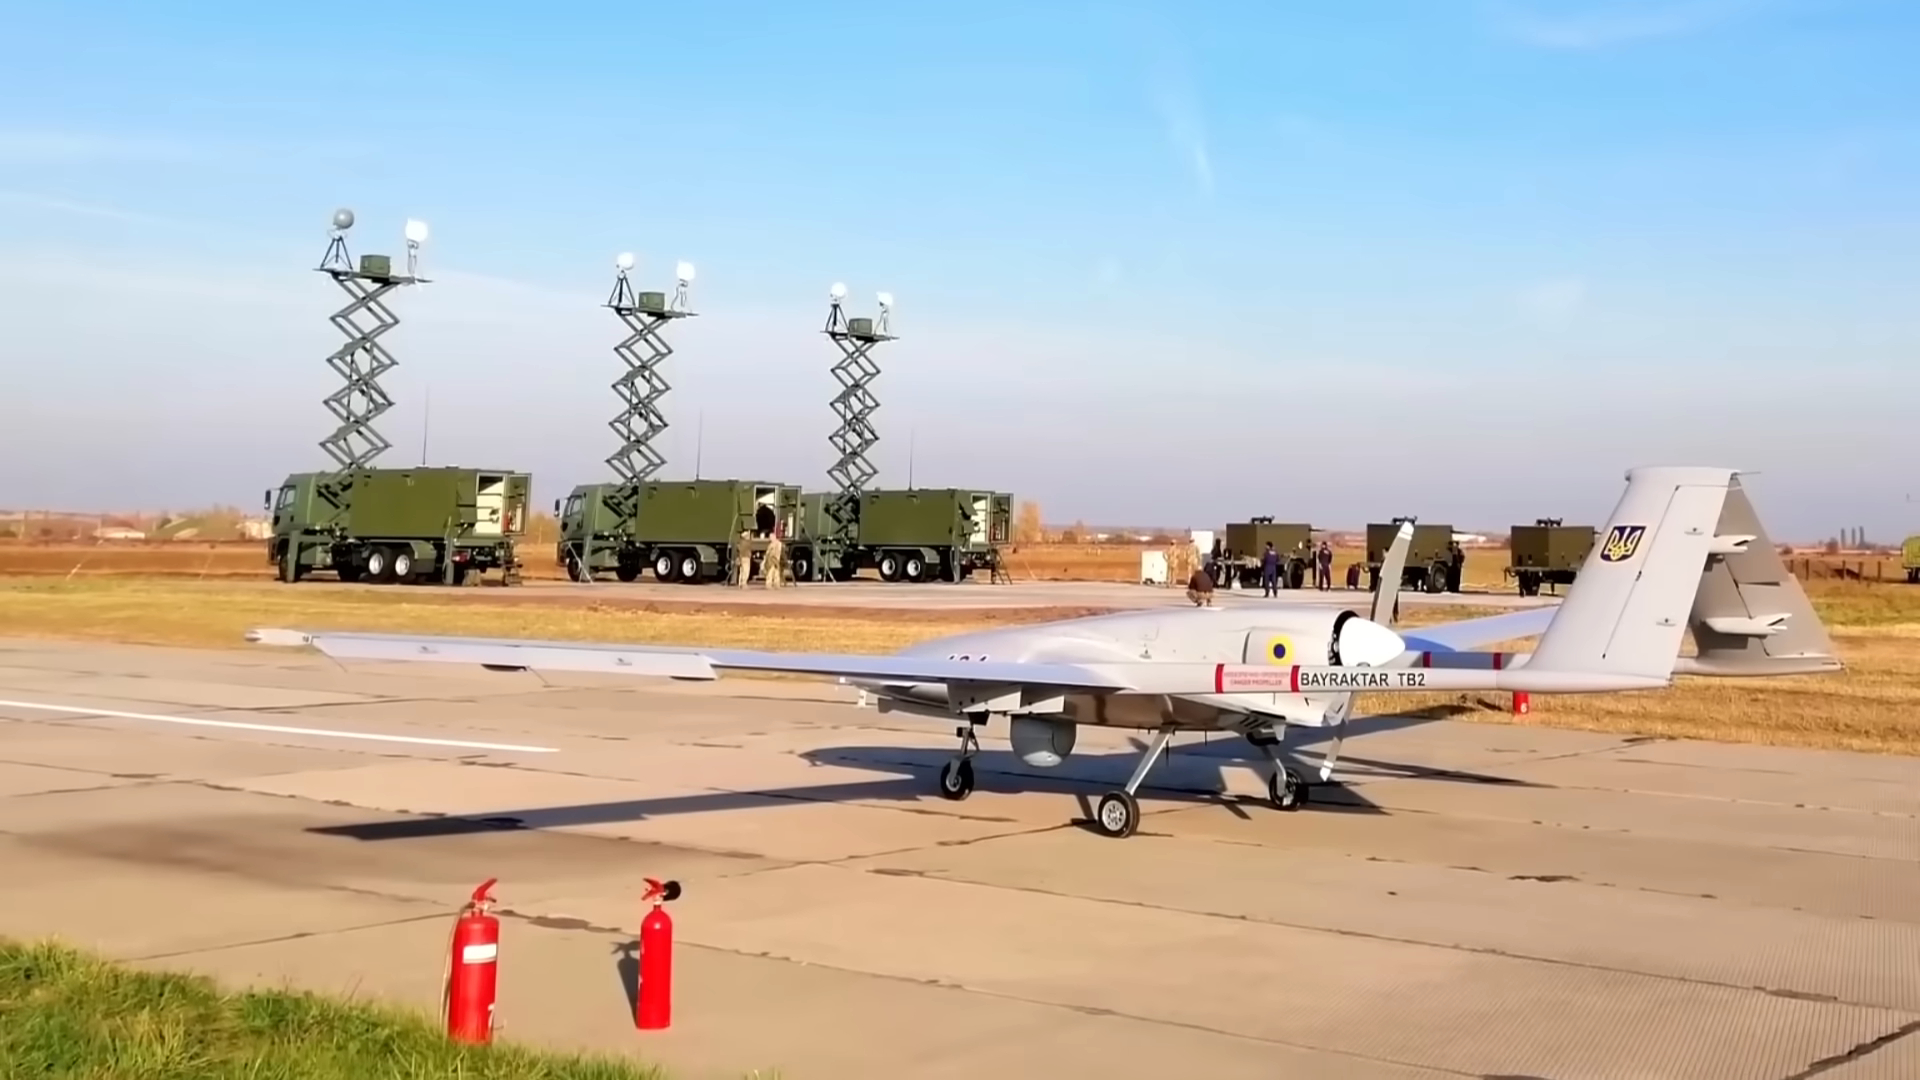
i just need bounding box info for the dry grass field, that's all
[1,566,1914,756]
[1,539,1904,590]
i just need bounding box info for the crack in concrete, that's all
[121,910,451,964]
[1777,1018,1920,1080]
[845,864,1907,1014]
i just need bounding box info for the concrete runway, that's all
[2,636,1916,1080]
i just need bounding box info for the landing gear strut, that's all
[1246,726,1310,812]
[1092,726,1177,839]
[936,723,981,801]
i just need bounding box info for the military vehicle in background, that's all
[800,488,1012,583]
[555,479,800,583]
[1213,517,1313,589]
[267,467,530,585]
[1364,517,1455,593]
[553,481,628,581]
[1507,517,1596,596]
[1902,535,1920,584]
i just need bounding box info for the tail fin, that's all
[1678,474,1844,677]
[1527,466,1734,681]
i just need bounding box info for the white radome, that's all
[877,291,894,308]
[404,218,429,245]
[616,252,636,271]
[829,282,848,301]
[676,260,696,282]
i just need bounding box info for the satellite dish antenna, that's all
[331,208,355,232]
[404,218,430,245]
[616,252,636,271]
[876,291,894,309]
[829,282,848,301]
[676,260,696,283]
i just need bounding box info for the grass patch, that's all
[0,937,664,1079]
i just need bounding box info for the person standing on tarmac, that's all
[1260,542,1281,598]
[764,529,787,589]
[1316,540,1334,591]
[1446,540,1467,593]
[732,530,753,587]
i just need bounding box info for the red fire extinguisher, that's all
[443,878,501,1044]
[635,877,682,1031]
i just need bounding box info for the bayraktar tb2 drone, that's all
[250,466,1842,839]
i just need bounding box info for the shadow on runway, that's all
[307,704,1541,844]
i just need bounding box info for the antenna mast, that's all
[314,208,429,478]
[821,283,897,577]
[604,253,697,512]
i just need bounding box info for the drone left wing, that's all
[244,628,1161,693]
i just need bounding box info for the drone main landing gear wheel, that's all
[936,723,982,801]
[1091,726,1176,839]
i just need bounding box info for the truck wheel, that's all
[904,554,927,582]
[392,549,415,584]
[1288,563,1306,590]
[677,553,701,583]
[365,546,393,584]
[790,551,812,582]
[878,553,902,583]
[653,551,676,582]
[565,553,585,582]
[614,560,640,583]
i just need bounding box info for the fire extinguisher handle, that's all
[471,877,498,906]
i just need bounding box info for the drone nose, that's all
[1340,617,1406,667]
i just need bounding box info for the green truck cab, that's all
[267,467,530,585]
[801,488,1012,583]
[1365,518,1456,593]
[1903,535,1920,584]
[555,479,800,584]
[1507,518,1595,596]
[555,481,631,581]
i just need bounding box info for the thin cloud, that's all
[1486,0,1770,49]
[0,190,196,228]
[1519,277,1588,323]
[1149,73,1214,197]
[0,130,200,165]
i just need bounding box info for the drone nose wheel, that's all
[1093,791,1140,838]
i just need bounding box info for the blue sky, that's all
[2,0,1915,539]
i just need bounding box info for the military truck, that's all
[1507,517,1595,596]
[554,479,800,584]
[1214,517,1313,589]
[553,481,629,581]
[1365,517,1456,593]
[801,488,1012,583]
[266,467,530,585]
[1903,535,1920,584]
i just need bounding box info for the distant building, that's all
[92,527,146,541]
[237,519,271,541]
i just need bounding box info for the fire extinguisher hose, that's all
[438,901,461,1029]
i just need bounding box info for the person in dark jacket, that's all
[1260,542,1280,597]
[1446,540,1467,593]
[1186,565,1216,607]
[1315,540,1334,591]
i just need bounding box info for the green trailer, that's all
[266,467,530,585]
[1214,518,1313,589]
[555,479,800,584]
[1507,518,1596,596]
[801,488,1013,583]
[1365,517,1456,594]
[1903,535,1920,584]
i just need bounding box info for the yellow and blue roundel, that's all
[1263,635,1296,665]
